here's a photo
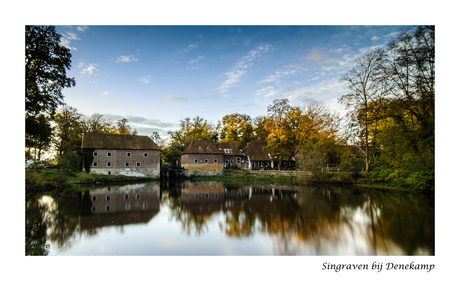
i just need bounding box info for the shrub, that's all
[407,170,434,191]
[59,151,80,175]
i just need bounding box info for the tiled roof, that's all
[82,134,160,150]
[181,140,223,155]
[242,140,272,161]
[216,142,243,155]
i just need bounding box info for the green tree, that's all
[166,116,218,165]
[26,26,75,157]
[53,106,82,156]
[220,113,254,148]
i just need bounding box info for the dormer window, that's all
[198,146,203,150]
[206,146,211,150]
[224,149,232,153]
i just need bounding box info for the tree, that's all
[80,113,113,135]
[253,116,270,140]
[166,116,218,166]
[25,25,75,157]
[25,114,53,160]
[381,25,434,170]
[338,48,386,172]
[220,113,254,148]
[53,106,82,156]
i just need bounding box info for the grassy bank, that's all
[26,168,155,192]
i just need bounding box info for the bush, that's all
[407,170,434,191]
[59,151,80,175]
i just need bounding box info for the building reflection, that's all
[81,182,160,229]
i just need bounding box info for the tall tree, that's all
[220,113,254,148]
[382,25,435,170]
[53,106,82,156]
[166,116,218,165]
[338,48,386,172]
[25,25,75,157]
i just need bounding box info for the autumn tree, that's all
[166,116,218,166]
[220,113,254,148]
[338,48,386,172]
[381,25,435,171]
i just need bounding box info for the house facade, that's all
[180,140,224,176]
[82,134,161,178]
[216,142,247,168]
[242,140,274,169]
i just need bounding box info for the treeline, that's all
[25,25,434,190]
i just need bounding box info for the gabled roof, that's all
[216,142,243,155]
[242,140,272,161]
[82,134,160,150]
[181,140,223,155]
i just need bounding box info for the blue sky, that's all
[55,25,408,138]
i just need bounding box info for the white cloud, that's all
[76,26,89,32]
[80,63,98,75]
[140,75,151,83]
[180,43,198,53]
[371,35,381,40]
[189,56,205,64]
[218,44,272,93]
[60,38,77,50]
[116,55,140,63]
[384,31,400,38]
[102,91,111,95]
[255,86,279,98]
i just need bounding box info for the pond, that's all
[25,180,434,255]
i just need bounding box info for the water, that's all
[25,180,434,256]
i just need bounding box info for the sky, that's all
[54,25,408,139]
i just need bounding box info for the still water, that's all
[26,180,434,255]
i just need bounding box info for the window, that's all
[206,146,211,150]
[125,162,130,167]
[136,194,140,200]
[124,194,129,200]
[92,196,97,201]
[107,162,111,167]
[195,194,199,199]
[214,159,218,164]
[225,159,229,163]
[106,195,111,201]
[106,205,110,211]
[204,159,209,164]
[91,206,96,212]
[107,152,112,157]
[214,193,218,198]
[194,159,198,164]
[224,149,232,153]
[93,162,98,167]
[205,193,209,199]
[236,157,241,162]
[143,203,148,209]
[93,152,98,157]
[144,152,148,157]
[125,204,130,211]
[198,146,203,150]
[126,152,131,157]
[136,162,141,167]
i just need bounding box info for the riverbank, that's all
[25,169,156,193]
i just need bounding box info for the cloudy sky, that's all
[55,25,408,138]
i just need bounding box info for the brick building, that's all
[81,134,161,178]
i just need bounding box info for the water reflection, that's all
[25,181,434,255]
